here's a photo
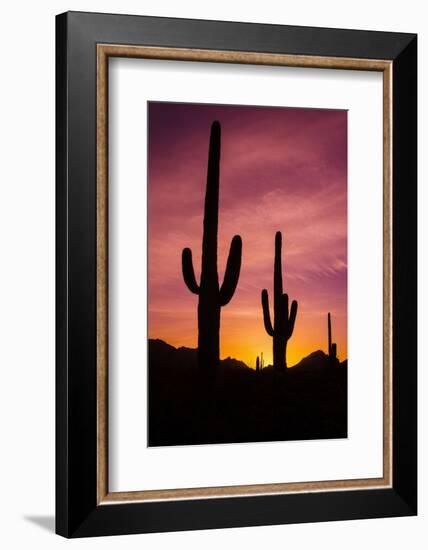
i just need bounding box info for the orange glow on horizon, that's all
[148,305,347,369]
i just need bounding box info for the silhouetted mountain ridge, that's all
[149,339,346,374]
[149,339,251,374]
[149,339,348,446]
[289,349,330,371]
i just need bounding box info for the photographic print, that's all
[148,101,348,447]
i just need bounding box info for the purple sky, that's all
[148,101,347,367]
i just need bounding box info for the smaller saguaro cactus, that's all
[261,232,298,371]
[256,356,260,373]
[328,312,338,366]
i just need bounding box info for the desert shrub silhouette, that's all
[182,121,242,376]
[261,231,298,371]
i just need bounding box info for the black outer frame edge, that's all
[56,11,99,538]
[392,36,418,513]
[63,10,415,60]
[55,11,418,538]
[55,12,69,537]
[72,489,414,538]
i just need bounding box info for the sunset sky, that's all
[148,101,347,368]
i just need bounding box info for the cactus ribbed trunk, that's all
[198,296,220,373]
[273,339,287,371]
[198,122,221,372]
[328,312,332,356]
[182,121,242,376]
[261,232,298,372]
[273,232,286,370]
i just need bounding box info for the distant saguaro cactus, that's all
[256,356,260,373]
[261,232,298,371]
[182,121,242,375]
[328,312,338,366]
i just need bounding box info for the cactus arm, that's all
[219,235,242,306]
[287,300,298,338]
[261,289,274,336]
[182,248,200,295]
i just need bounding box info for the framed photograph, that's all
[56,11,417,537]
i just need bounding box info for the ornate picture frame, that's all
[56,11,417,537]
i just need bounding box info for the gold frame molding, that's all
[96,44,392,505]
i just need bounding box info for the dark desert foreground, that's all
[148,339,347,447]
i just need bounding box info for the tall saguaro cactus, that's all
[182,121,242,374]
[261,232,298,371]
[328,312,337,365]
